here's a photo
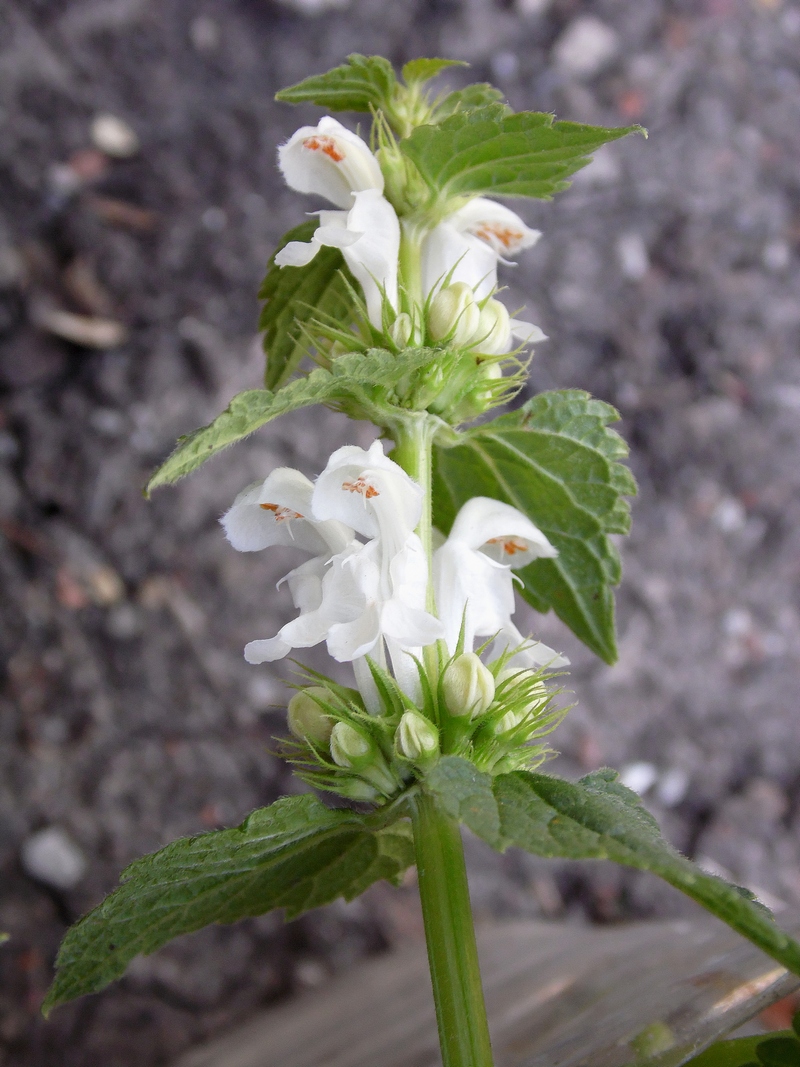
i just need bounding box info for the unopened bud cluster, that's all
[428,284,512,356]
[283,651,563,803]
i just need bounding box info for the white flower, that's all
[313,440,422,556]
[278,116,384,209]
[433,496,568,669]
[274,189,400,329]
[275,117,400,328]
[421,197,541,301]
[312,441,442,693]
[225,443,442,707]
[421,198,545,352]
[221,466,352,556]
[221,468,357,664]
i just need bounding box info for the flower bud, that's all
[494,709,525,735]
[329,722,373,769]
[390,312,415,349]
[492,668,549,735]
[330,722,399,797]
[497,668,548,705]
[473,299,511,355]
[428,283,481,346]
[288,687,335,745]
[442,653,496,718]
[396,711,439,762]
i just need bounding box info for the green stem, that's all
[390,414,435,568]
[412,792,495,1067]
[399,223,425,311]
[390,414,439,683]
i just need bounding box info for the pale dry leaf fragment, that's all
[30,300,128,349]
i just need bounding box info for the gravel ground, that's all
[2,0,800,1063]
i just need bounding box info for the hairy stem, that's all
[411,792,495,1067]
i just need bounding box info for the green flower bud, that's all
[428,283,481,346]
[473,299,511,355]
[287,687,335,745]
[330,722,399,796]
[492,669,549,735]
[396,711,439,762]
[494,709,525,735]
[329,722,373,769]
[390,312,416,349]
[377,146,431,214]
[442,653,496,719]
[497,668,548,704]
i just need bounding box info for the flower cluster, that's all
[220,110,571,802]
[222,442,567,800]
[274,114,546,415]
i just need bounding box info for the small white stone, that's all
[616,232,650,280]
[189,15,220,52]
[553,17,619,79]
[21,828,86,891]
[773,384,800,410]
[619,762,658,796]
[90,113,140,159]
[762,239,790,273]
[201,207,227,232]
[712,497,746,534]
[491,52,519,81]
[722,607,752,637]
[656,767,689,808]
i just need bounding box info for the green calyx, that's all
[283,650,565,806]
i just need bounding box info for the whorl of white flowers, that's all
[220,112,568,799]
[274,114,546,357]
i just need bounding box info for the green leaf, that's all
[682,1038,772,1067]
[425,758,800,979]
[401,58,467,86]
[756,1039,800,1067]
[275,53,397,113]
[147,347,445,493]
[43,795,413,1014]
[259,221,356,390]
[432,389,636,664]
[401,107,644,200]
[432,84,508,122]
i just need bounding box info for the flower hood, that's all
[278,115,384,209]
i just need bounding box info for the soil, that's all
[1,0,800,1064]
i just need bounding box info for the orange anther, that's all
[342,477,379,499]
[472,223,523,251]
[260,502,303,522]
[303,135,346,163]
[487,536,529,556]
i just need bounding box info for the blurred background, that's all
[1,0,800,1063]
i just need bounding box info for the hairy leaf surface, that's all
[147,348,444,493]
[427,758,800,978]
[401,58,467,85]
[259,220,355,390]
[401,107,643,200]
[275,53,397,113]
[44,796,412,1013]
[432,390,636,663]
